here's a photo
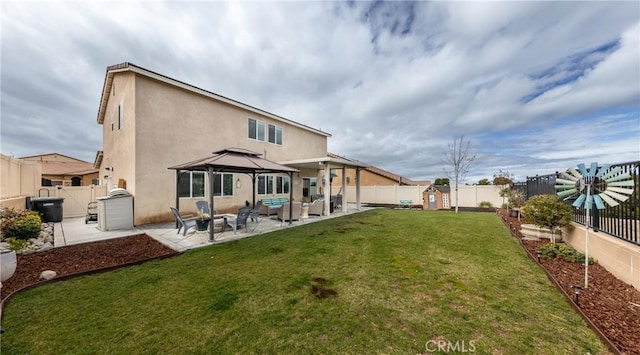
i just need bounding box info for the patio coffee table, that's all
[213,214,237,232]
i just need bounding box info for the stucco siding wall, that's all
[100,72,137,197]
[130,75,326,224]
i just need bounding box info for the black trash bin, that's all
[31,197,64,223]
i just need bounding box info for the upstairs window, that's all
[248,118,266,141]
[268,124,283,145]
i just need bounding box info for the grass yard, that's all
[1,210,608,354]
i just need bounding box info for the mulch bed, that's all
[1,234,178,300]
[498,209,640,354]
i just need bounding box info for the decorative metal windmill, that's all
[555,162,635,288]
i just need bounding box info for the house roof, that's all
[40,161,98,176]
[19,153,87,163]
[327,153,428,186]
[18,153,98,176]
[432,185,451,193]
[97,62,331,138]
[168,147,299,175]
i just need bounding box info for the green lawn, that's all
[1,210,608,354]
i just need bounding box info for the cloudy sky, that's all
[1,1,639,183]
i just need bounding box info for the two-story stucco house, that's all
[95,63,365,225]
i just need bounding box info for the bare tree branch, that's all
[442,135,476,213]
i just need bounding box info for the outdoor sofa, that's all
[259,197,289,216]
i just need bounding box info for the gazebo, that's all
[168,148,299,242]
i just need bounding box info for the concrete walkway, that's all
[54,204,374,252]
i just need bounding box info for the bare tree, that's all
[442,135,476,213]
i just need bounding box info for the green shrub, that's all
[1,208,42,241]
[7,237,28,251]
[479,201,493,208]
[521,195,574,244]
[538,243,596,265]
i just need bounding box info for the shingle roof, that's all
[40,161,97,176]
[327,152,429,186]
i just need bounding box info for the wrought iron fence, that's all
[526,160,639,246]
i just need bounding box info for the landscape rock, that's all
[39,270,57,280]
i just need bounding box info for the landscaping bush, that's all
[538,243,596,265]
[1,208,42,241]
[521,194,573,244]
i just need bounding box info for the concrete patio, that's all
[54,204,374,252]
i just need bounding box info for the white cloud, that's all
[1,1,638,183]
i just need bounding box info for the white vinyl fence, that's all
[36,185,108,218]
[0,154,40,199]
[344,185,505,208]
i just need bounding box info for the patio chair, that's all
[277,202,302,223]
[169,207,198,236]
[250,201,263,222]
[195,200,211,215]
[308,199,324,216]
[224,208,251,234]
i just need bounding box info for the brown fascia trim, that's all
[93,150,103,169]
[96,62,331,138]
[327,152,417,185]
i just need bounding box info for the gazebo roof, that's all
[168,148,298,174]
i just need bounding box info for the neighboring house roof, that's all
[19,152,86,163]
[97,62,331,138]
[327,152,428,186]
[19,153,98,176]
[40,161,98,176]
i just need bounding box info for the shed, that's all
[423,185,451,210]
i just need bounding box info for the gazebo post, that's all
[175,170,181,229]
[251,172,257,208]
[208,167,215,242]
[289,171,294,225]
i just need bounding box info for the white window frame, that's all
[443,194,449,208]
[178,171,205,198]
[259,175,289,195]
[268,124,283,145]
[213,173,234,197]
[248,118,266,142]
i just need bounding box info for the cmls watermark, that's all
[425,340,477,353]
